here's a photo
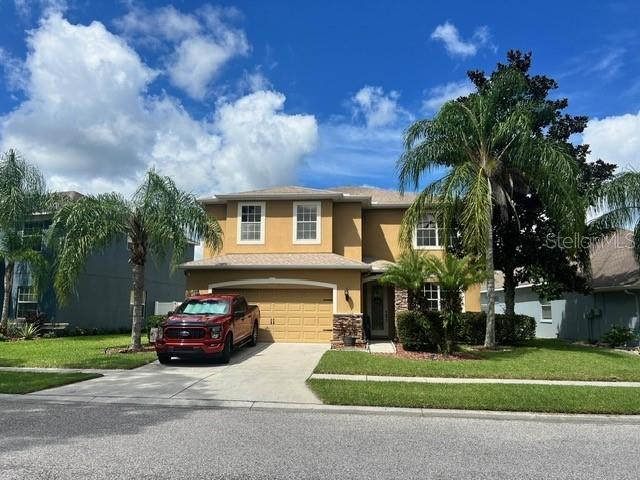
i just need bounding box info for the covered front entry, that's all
[216,287,334,343]
[364,281,395,339]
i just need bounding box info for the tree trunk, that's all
[484,212,497,349]
[1,260,14,334]
[503,269,516,317]
[130,262,145,351]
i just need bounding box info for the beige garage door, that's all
[216,288,333,343]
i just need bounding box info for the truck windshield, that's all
[178,300,230,315]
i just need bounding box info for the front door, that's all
[369,284,388,337]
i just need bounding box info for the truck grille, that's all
[165,327,206,339]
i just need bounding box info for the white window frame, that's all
[237,202,266,245]
[413,213,441,250]
[540,300,553,323]
[16,286,38,319]
[422,282,441,311]
[292,201,321,245]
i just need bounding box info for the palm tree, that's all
[397,68,583,348]
[0,150,48,333]
[592,171,640,261]
[422,254,485,354]
[379,249,428,339]
[51,170,223,350]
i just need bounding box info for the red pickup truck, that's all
[154,293,260,364]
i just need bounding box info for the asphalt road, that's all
[1,401,639,479]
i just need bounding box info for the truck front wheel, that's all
[220,334,233,364]
[157,354,172,364]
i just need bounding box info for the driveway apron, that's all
[31,343,329,404]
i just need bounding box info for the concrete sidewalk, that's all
[310,373,640,388]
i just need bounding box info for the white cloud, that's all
[0,13,317,196]
[583,111,640,170]
[115,5,249,100]
[431,21,493,58]
[422,80,475,112]
[351,86,411,128]
[13,0,66,18]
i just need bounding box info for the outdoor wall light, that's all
[344,288,350,301]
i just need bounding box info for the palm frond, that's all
[51,193,130,304]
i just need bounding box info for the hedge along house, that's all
[181,186,482,346]
[0,192,193,332]
[480,230,640,342]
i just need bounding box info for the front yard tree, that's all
[422,254,485,354]
[0,150,48,333]
[398,66,583,348]
[52,170,222,350]
[469,51,616,314]
[380,249,429,339]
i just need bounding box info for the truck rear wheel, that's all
[248,323,258,347]
[220,334,233,364]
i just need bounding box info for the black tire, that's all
[220,334,233,364]
[248,323,258,347]
[157,354,172,364]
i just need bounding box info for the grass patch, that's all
[0,371,102,394]
[0,335,157,369]
[315,339,640,381]
[308,379,640,414]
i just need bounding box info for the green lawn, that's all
[315,339,640,381]
[0,371,102,394]
[308,379,640,414]
[0,335,157,369]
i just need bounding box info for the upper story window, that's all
[293,201,321,244]
[20,219,51,252]
[237,202,265,244]
[413,213,441,249]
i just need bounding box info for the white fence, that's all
[154,301,182,316]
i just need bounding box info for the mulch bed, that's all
[374,343,482,361]
[103,346,156,355]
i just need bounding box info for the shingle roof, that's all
[180,253,371,270]
[331,186,417,205]
[590,230,640,289]
[199,185,420,207]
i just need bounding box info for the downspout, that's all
[624,289,640,345]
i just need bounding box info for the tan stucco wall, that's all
[185,268,362,313]
[215,200,333,254]
[362,208,404,262]
[332,202,362,261]
[464,283,482,312]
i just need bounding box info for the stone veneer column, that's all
[331,313,366,348]
[393,288,409,340]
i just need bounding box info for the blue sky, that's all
[0,0,639,196]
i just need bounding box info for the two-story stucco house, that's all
[180,186,481,345]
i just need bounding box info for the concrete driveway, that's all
[33,343,329,404]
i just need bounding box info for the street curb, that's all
[2,393,640,424]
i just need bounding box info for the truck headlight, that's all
[210,325,222,339]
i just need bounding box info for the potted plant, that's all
[343,322,357,347]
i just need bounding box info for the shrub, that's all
[16,322,40,340]
[602,325,638,347]
[397,310,443,351]
[458,312,536,345]
[146,315,167,342]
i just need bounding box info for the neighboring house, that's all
[181,186,481,345]
[0,192,193,331]
[480,230,640,342]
